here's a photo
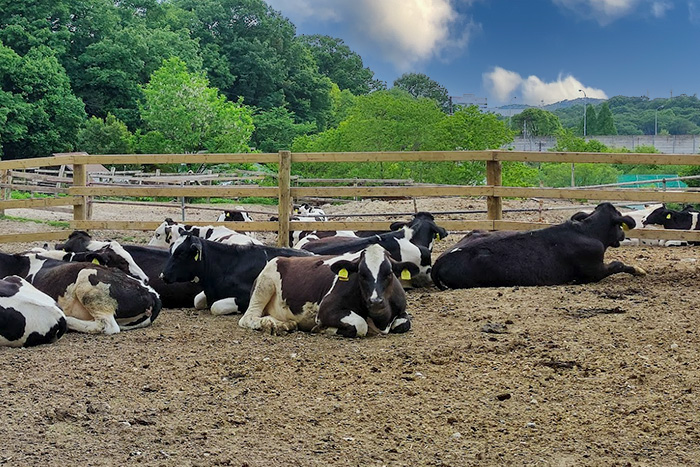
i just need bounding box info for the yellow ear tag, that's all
[666,214,672,219]
[622,224,629,231]
[338,268,349,281]
[401,269,412,280]
[91,258,101,265]
[436,234,441,241]
[194,251,201,261]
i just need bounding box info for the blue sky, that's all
[264,0,700,107]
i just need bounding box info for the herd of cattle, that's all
[0,202,697,347]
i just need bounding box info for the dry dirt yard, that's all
[0,197,698,466]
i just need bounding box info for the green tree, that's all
[511,108,562,136]
[0,44,86,159]
[77,113,134,154]
[595,102,617,135]
[251,107,315,152]
[299,35,384,95]
[393,73,451,113]
[140,58,254,153]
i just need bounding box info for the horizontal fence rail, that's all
[1,150,699,245]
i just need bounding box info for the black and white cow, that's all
[217,208,253,223]
[293,212,448,252]
[643,204,700,231]
[55,231,149,284]
[53,231,203,309]
[0,252,161,334]
[298,222,435,288]
[295,203,328,221]
[148,218,261,248]
[160,235,312,315]
[238,244,418,337]
[431,202,647,289]
[0,276,66,347]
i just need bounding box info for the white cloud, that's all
[552,0,655,24]
[483,67,608,105]
[651,1,673,17]
[265,0,478,70]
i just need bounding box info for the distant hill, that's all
[490,95,700,135]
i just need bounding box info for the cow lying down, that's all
[238,244,419,337]
[0,276,66,347]
[0,252,161,334]
[431,202,647,289]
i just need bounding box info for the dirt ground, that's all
[0,198,698,466]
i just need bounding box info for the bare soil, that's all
[1,198,699,466]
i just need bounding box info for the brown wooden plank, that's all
[69,186,279,197]
[0,230,70,243]
[74,153,279,165]
[493,187,700,203]
[291,186,492,197]
[0,197,81,209]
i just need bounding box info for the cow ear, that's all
[85,252,105,265]
[571,211,591,222]
[190,238,203,261]
[436,226,448,241]
[618,215,636,230]
[389,221,406,231]
[392,261,419,279]
[165,218,175,225]
[330,260,359,276]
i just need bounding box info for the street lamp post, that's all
[655,105,664,135]
[580,90,587,136]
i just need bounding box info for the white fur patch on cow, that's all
[25,255,47,283]
[390,317,409,332]
[211,297,241,315]
[691,213,699,230]
[59,269,120,334]
[341,311,368,337]
[194,291,208,309]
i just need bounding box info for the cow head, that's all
[390,212,448,251]
[329,244,418,333]
[55,230,92,251]
[572,202,635,248]
[223,209,252,222]
[149,218,178,247]
[642,205,674,227]
[161,235,203,284]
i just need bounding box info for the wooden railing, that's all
[2,150,700,245]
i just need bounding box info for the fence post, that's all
[0,169,7,216]
[486,158,502,223]
[73,162,87,222]
[277,150,292,247]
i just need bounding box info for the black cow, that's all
[217,209,253,223]
[160,235,312,315]
[0,252,161,334]
[643,205,700,231]
[55,230,202,308]
[431,202,647,289]
[238,244,419,337]
[0,276,66,347]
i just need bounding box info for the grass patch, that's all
[0,215,70,229]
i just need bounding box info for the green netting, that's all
[617,174,688,189]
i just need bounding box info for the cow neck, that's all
[0,252,30,278]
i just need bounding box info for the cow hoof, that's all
[634,266,647,276]
[260,316,296,335]
[390,317,411,334]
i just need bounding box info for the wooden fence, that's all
[1,150,700,246]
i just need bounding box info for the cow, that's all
[217,208,253,223]
[160,235,313,315]
[148,218,261,248]
[238,244,419,337]
[0,276,66,347]
[643,204,700,231]
[297,214,444,287]
[52,230,203,309]
[0,252,162,334]
[55,231,149,284]
[292,212,448,251]
[295,203,328,221]
[431,202,647,289]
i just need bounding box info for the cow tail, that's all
[430,261,447,290]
